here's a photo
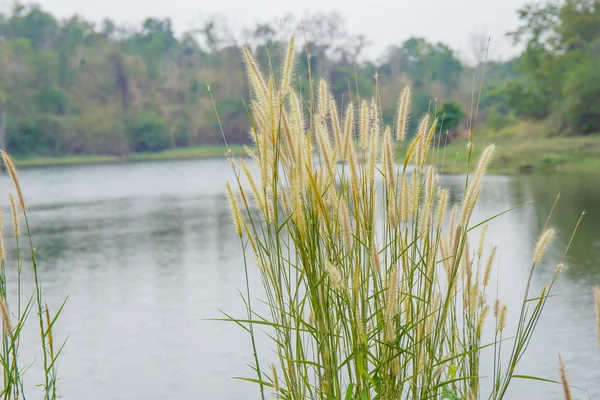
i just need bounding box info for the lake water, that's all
[2,158,599,399]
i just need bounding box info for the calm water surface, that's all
[2,158,599,399]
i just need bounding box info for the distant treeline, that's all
[0,1,597,156]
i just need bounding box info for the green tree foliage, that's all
[380,38,463,96]
[507,0,600,134]
[559,49,600,135]
[438,100,465,134]
[0,3,471,156]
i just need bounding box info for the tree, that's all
[506,0,600,134]
[438,100,465,135]
[559,49,600,134]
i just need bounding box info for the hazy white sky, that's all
[24,0,531,61]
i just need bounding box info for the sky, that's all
[16,0,532,62]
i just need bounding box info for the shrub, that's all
[128,112,170,152]
[0,151,65,399]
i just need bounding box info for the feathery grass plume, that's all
[483,246,497,287]
[477,225,488,259]
[267,77,277,143]
[225,182,243,237]
[498,305,507,332]
[440,237,453,276]
[469,284,479,316]
[424,166,435,203]
[410,170,420,218]
[250,99,269,136]
[280,110,296,164]
[419,118,438,167]
[315,119,335,181]
[348,131,360,198]
[271,363,280,392]
[359,100,369,149]
[291,173,305,233]
[435,188,449,228]
[594,285,600,346]
[329,98,343,152]
[241,46,268,106]
[477,305,490,339]
[494,299,501,318]
[340,201,352,248]
[419,190,432,238]
[0,298,12,335]
[318,79,330,119]
[414,115,430,165]
[289,89,305,136]
[460,144,495,227]
[460,186,481,228]
[367,121,378,183]
[384,265,398,341]
[352,259,362,297]
[383,126,396,195]
[396,86,411,141]
[533,228,556,263]
[370,244,381,275]
[449,203,459,240]
[399,174,409,222]
[385,265,399,319]
[558,355,572,400]
[325,261,344,290]
[342,103,354,160]
[280,189,291,213]
[241,160,263,209]
[370,98,380,137]
[356,304,366,343]
[2,151,26,211]
[45,302,54,359]
[279,35,295,95]
[9,194,20,237]
[469,144,495,184]
[473,144,496,187]
[461,236,472,286]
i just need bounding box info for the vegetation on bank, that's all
[0,0,598,163]
[11,144,246,168]
[417,123,600,174]
[13,130,600,174]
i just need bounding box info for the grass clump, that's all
[0,151,66,399]
[222,37,579,399]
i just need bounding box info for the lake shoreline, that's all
[413,128,600,175]
[12,133,600,174]
[13,145,247,168]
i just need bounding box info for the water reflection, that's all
[0,160,598,400]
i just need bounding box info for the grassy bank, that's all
[418,121,600,175]
[11,121,600,173]
[13,144,246,168]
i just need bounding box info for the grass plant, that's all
[221,37,582,400]
[0,150,66,400]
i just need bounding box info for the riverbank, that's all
[416,121,600,175]
[12,122,600,173]
[13,145,247,168]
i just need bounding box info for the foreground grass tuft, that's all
[221,37,582,399]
